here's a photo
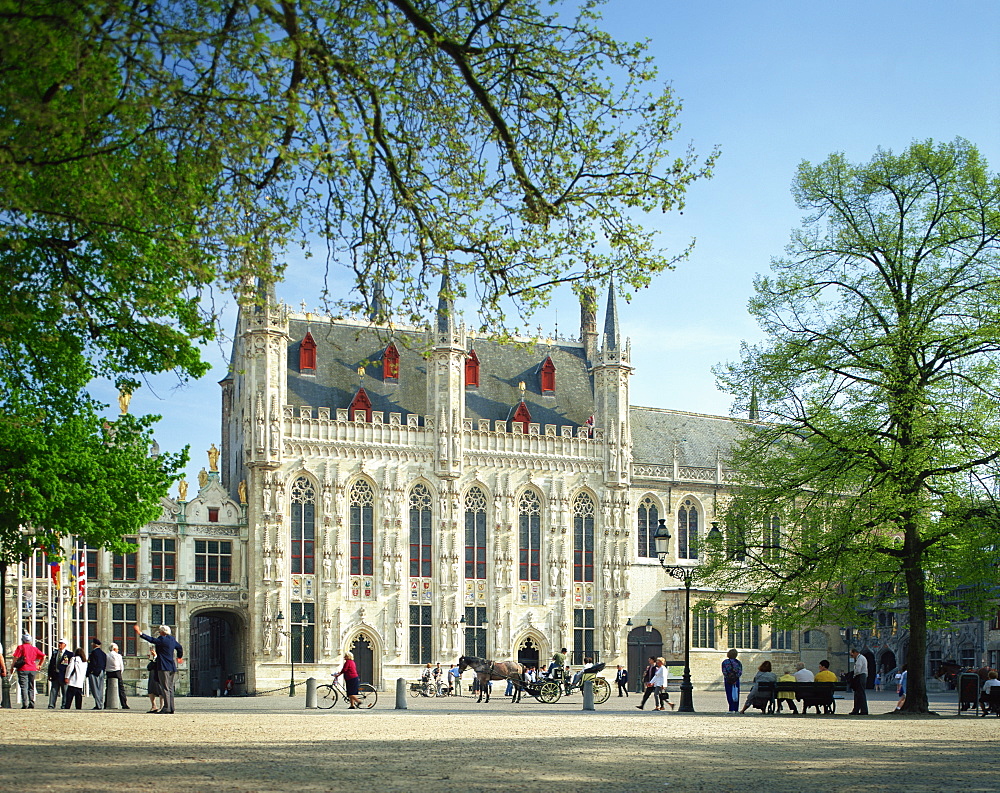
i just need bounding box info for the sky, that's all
[94,0,1000,490]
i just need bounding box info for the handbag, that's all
[12,655,27,670]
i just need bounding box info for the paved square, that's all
[4,687,996,792]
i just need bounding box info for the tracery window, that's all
[728,611,760,649]
[573,492,595,583]
[409,484,433,578]
[637,497,658,558]
[693,608,716,648]
[464,487,487,580]
[518,489,541,582]
[678,498,699,560]
[349,479,374,576]
[290,477,316,574]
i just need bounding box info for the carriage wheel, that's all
[592,678,611,705]
[357,683,378,709]
[317,684,338,709]
[539,681,561,704]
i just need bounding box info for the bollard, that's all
[395,677,408,710]
[105,677,120,709]
[1,675,12,708]
[582,679,595,711]
[305,677,317,709]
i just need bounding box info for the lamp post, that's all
[652,518,722,713]
[276,611,310,697]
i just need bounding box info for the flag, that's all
[78,549,87,602]
[47,546,60,587]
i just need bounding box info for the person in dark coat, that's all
[134,624,184,714]
[47,638,72,709]
[615,665,629,697]
[86,639,107,710]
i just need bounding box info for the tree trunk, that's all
[902,540,930,713]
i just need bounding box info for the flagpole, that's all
[16,554,23,641]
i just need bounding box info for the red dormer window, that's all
[300,332,317,371]
[465,348,480,388]
[383,342,399,381]
[349,387,373,422]
[512,401,532,433]
[540,356,556,394]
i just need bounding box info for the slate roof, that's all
[629,406,750,468]
[285,318,595,428]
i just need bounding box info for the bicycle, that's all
[317,678,378,709]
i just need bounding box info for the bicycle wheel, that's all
[409,683,420,698]
[357,683,377,709]
[539,681,561,704]
[592,678,612,704]
[317,684,338,709]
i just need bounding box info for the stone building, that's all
[6,281,849,694]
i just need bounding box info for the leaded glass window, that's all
[678,499,699,560]
[573,492,595,583]
[409,484,433,578]
[290,477,316,574]
[518,490,541,582]
[637,497,658,558]
[465,487,487,580]
[350,479,374,576]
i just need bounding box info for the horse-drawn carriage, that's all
[457,656,611,704]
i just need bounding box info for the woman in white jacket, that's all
[64,648,88,710]
[650,657,675,711]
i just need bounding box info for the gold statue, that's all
[118,389,132,415]
[238,479,247,504]
[178,479,188,501]
[198,467,208,489]
[207,443,220,471]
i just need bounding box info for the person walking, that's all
[63,648,88,710]
[849,649,869,715]
[635,656,658,710]
[333,651,362,708]
[105,642,129,709]
[145,650,164,712]
[47,638,72,709]
[12,633,45,709]
[615,665,629,697]
[87,638,107,710]
[894,665,908,712]
[134,624,183,714]
[721,649,743,713]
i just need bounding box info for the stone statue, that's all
[672,631,682,655]
[207,443,220,471]
[263,548,272,581]
[269,417,280,456]
[602,561,612,591]
[394,556,403,584]
[274,548,283,580]
[178,479,188,501]
[262,620,272,654]
[335,553,345,583]
[117,389,132,415]
[322,550,332,581]
[395,620,405,655]
[276,625,287,657]
[198,467,208,489]
[382,553,391,584]
[238,479,247,504]
[323,621,333,656]
[451,556,460,587]
[494,616,503,653]
[438,431,448,462]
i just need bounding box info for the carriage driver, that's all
[547,648,568,680]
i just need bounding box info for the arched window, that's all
[409,484,433,578]
[349,479,374,575]
[299,332,317,371]
[573,492,595,582]
[637,497,658,558]
[383,342,400,381]
[465,348,480,388]
[349,387,372,421]
[540,356,556,394]
[290,477,315,574]
[518,490,541,581]
[728,610,760,650]
[678,498,699,560]
[512,401,532,432]
[693,607,716,648]
[465,487,487,580]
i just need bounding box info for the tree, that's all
[706,138,1000,713]
[1,0,717,407]
[0,400,185,650]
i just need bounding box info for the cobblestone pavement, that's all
[3,686,997,793]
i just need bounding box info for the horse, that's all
[458,656,525,704]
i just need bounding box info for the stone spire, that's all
[436,267,453,338]
[603,277,620,351]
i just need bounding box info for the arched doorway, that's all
[862,649,877,688]
[627,627,662,693]
[350,633,376,686]
[516,636,541,671]
[189,610,243,696]
[878,650,897,679]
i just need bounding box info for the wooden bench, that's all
[776,681,848,714]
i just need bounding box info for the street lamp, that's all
[276,611,310,697]
[652,518,722,713]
